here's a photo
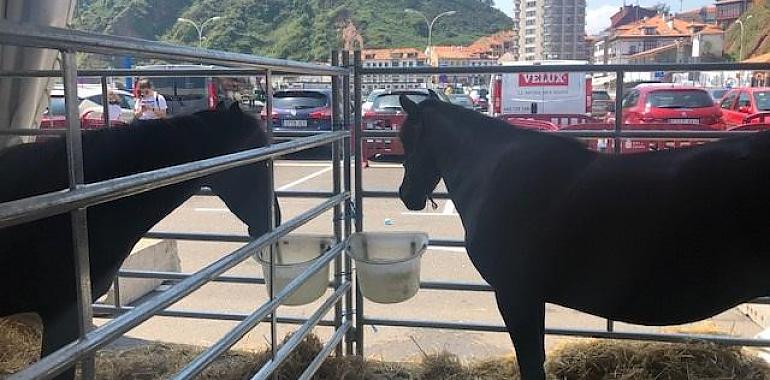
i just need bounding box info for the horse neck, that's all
[424,111,504,218]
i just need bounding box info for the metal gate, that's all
[0,20,354,379]
[350,52,770,353]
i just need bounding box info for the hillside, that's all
[74,0,513,62]
[724,0,770,60]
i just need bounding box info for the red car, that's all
[719,87,770,127]
[617,84,723,128]
[362,89,449,162]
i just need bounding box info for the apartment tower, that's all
[514,0,587,60]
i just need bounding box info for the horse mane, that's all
[409,99,589,151]
[0,109,263,202]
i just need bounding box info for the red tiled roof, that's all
[467,30,515,52]
[361,48,427,60]
[431,45,497,60]
[613,15,722,38]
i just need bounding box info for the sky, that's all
[494,0,714,34]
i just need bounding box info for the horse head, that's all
[398,95,441,211]
[194,102,279,238]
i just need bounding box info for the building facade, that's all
[599,14,723,64]
[513,0,587,60]
[715,0,752,28]
[429,46,499,86]
[360,48,430,93]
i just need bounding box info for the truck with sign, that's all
[489,60,592,117]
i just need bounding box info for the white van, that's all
[489,60,591,116]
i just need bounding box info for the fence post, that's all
[264,68,278,380]
[353,50,364,356]
[62,49,96,380]
[341,49,354,356]
[613,70,624,154]
[330,49,344,357]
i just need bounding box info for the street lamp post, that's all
[736,14,753,86]
[404,9,457,58]
[177,16,224,48]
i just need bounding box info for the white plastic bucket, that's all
[347,232,429,303]
[255,235,333,306]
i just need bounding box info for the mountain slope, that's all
[75,0,513,61]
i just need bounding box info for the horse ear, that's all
[427,89,440,100]
[229,101,242,113]
[400,95,419,115]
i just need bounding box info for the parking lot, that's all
[96,154,764,361]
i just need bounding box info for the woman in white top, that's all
[133,79,168,120]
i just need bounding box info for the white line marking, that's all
[401,212,459,217]
[194,207,229,213]
[442,200,456,215]
[276,166,333,191]
[274,162,332,167]
[367,163,403,169]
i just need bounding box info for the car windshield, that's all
[46,96,66,116]
[151,77,207,91]
[372,94,430,110]
[450,95,473,106]
[273,92,328,109]
[754,91,770,111]
[593,91,611,101]
[646,90,714,108]
[710,89,728,100]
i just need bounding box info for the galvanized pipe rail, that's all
[0,21,346,75]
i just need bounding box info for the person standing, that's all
[133,79,167,120]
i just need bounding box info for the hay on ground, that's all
[3,314,770,379]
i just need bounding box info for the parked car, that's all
[41,86,134,130]
[449,94,475,109]
[617,84,723,128]
[706,88,730,104]
[469,86,489,112]
[362,89,448,161]
[719,87,770,127]
[261,89,333,131]
[591,90,613,118]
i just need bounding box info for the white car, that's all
[45,85,135,124]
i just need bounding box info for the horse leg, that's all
[40,307,80,380]
[495,290,546,380]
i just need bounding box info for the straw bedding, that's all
[2,316,770,379]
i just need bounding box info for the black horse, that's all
[0,103,278,379]
[397,95,770,379]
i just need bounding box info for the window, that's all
[526,1,536,6]
[525,47,535,53]
[643,27,656,35]
[721,92,738,110]
[646,90,714,109]
[738,91,751,108]
[525,28,535,35]
[628,46,637,55]
[754,91,770,111]
[526,11,536,17]
[525,37,535,44]
[622,90,640,108]
[643,40,657,51]
[526,19,536,26]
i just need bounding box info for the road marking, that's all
[194,207,229,213]
[276,166,333,191]
[274,162,332,168]
[443,200,456,215]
